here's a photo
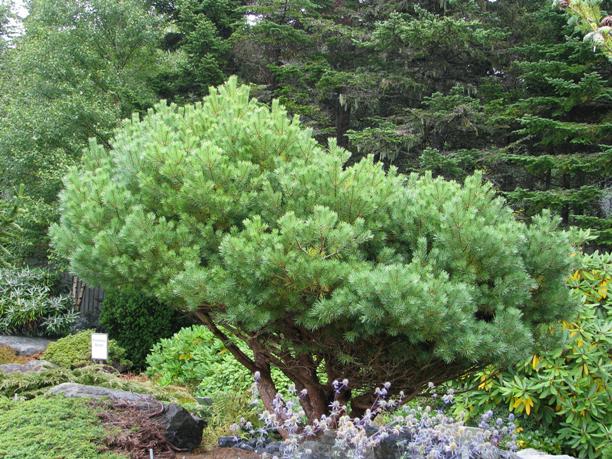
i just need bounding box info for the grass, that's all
[0,396,125,459]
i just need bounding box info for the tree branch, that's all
[192,308,256,372]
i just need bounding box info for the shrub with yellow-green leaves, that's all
[453,251,611,459]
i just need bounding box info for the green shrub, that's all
[0,396,123,459]
[0,267,77,337]
[452,252,612,459]
[99,290,188,369]
[0,367,74,399]
[53,77,582,421]
[146,325,250,394]
[146,325,289,397]
[43,330,132,370]
[0,196,21,267]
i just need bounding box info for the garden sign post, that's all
[91,333,108,362]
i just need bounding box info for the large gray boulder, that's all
[0,359,56,374]
[47,383,204,450]
[47,383,158,409]
[0,335,53,355]
[516,449,576,459]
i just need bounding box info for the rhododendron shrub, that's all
[52,78,579,421]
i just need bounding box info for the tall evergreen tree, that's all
[152,0,243,101]
[229,0,611,247]
[416,3,612,247]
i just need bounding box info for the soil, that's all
[179,448,261,459]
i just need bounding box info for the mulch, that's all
[96,401,176,459]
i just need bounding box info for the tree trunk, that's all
[297,378,329,423]
[254,354,278,415]
[336,95,350,148]
[561,172,571,225]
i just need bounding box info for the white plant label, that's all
[91,333,108,360]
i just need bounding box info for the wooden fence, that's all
[61,273,104,325]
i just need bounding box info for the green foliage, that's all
[229,0,612,248]
[0,0,16,51]
[54,78,581,413]
[0,396,124,459]
[157,0,242,101]
[43,330,132,370]
[452,251,612,458]
[0,0,170,265]
[146,325,250,393]
[3,0,611,266]
[0,364,195,409]
[0,366,75,399]
[99,290,188,369]
[146,325,290,396]
[0,195,21,266]
[200,390,260,450]
[0,267,77,337]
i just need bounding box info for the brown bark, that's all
[253,353,278,415]
[192,309,256,372]
[296,377,329,423]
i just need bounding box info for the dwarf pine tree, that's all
[52,78,580,421]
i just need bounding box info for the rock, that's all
[236,441,255,452]
[258,428,520,459]
[372,430,412,459]
[297,431,341,458]
[218,436,241,448]
[517,449,576,459]
[47,383,158,408]
[0,335,53,355]
[154,402,205,451]
[0,359,56,374]
[196,396,213,406]
[47,383,204,451]
[260,442,282,456]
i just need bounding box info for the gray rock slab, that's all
[47,382,159,409]
[0,359,56,374]
[0,335,53,355]
[517,449,576,459]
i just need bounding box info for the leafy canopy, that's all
[0,0,168,264]
[53,78,579,409]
